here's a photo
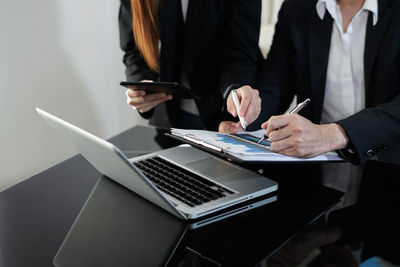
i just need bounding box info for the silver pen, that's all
[257,98,311,144]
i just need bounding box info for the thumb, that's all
[261,121,268,129]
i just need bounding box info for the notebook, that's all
[168,128,344,163]
[36,108,278,220]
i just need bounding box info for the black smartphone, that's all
[120,81,201,100]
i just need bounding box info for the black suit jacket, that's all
[255,0,400,164]
[119,0,262,130]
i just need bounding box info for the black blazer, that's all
[255,0,400,164]
[119,0,262,130]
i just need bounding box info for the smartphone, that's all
[120,81,201,100]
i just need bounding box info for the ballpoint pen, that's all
[257,98,311,144]
[231,89,247,130]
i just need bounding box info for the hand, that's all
[125,80,173,113]
[218,121,243,134]
[226,85,261,126]
[261,114,349,158]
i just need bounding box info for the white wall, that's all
[0,0,147,192]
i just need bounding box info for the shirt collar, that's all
[316,0,378,26]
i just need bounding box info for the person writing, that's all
[221,0,400,165]
[119,0,262,130]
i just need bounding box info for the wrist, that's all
[330,123,349,150]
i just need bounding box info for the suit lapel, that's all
[308,9,333,123]
[364,0,393,105]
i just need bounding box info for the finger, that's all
[131,95,171,110]
[136,96,172,112]
[276,147,307,158]
[227,96,237,117]
[261,121,268,129]
[268,128,291,142]
[272,139,313,158]
[270,138,292,152]
[126,89,146,98]
[238,88,252,117]
[218,121,239,133]
[129,93,170,106]
[243,94,261,124]
[137,105,155,113]
[235,121,247,131]
[137,101,166,113]
[218,122,230,133]
[231,123,242,133]
[265,115,290,136]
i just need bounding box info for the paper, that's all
[170,128,343,162]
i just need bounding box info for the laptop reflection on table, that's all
[53,177,277,267]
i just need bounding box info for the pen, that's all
[287,98,311,115]
[257,98,311,144]
[231,90,247,130]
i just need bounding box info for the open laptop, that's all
[36,108,278,220]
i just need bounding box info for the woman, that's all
[119,0,262,130]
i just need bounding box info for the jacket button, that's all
[366,150,374,157]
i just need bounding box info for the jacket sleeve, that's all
[119,0,159,119]
[336,94,400,164]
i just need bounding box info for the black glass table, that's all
[1,125,398,267]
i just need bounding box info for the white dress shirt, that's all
[317,0,378,124]
[316,0,378,209]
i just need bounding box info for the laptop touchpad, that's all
[186,157,239,178]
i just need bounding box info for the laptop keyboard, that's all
[133,157,234,207]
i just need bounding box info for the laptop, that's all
[36,108,278,220]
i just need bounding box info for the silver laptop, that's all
[36,108,278,220]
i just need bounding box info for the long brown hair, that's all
[130,0,160,72]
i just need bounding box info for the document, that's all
[170,128,343,163]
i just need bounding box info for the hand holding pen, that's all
[226,86,261,131]
[231,90,247,129]
[257,98,310,144]
[259,98,348,158]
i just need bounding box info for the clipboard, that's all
[166,129,345,164]
[165,132,246,163]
